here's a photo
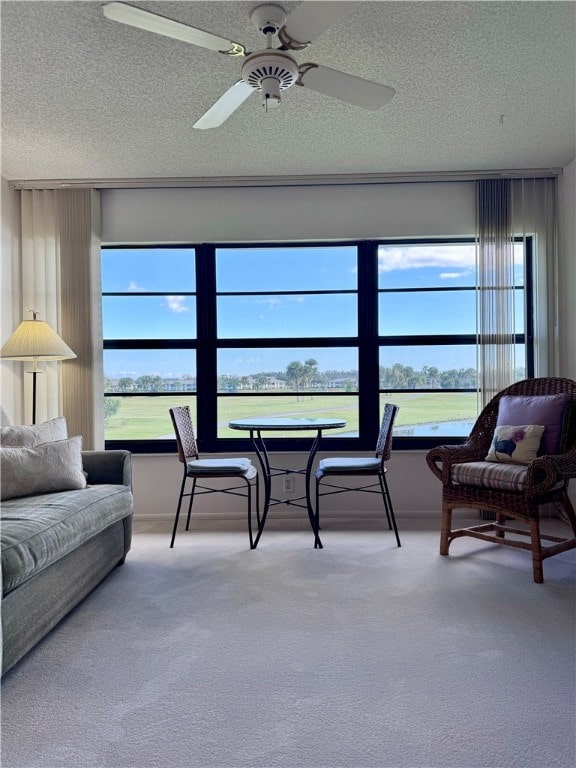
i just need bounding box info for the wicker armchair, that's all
[426,377,576,583]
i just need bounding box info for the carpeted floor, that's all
[2,518,575,768]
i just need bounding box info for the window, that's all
[102,239,532,452]
[102,247,197,445]
[377,240,529,445]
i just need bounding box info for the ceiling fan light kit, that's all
[102,1,396,127]
[241,50,299,109]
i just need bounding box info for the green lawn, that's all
[104,392,479,440]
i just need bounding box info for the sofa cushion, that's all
[1,484,133,596]
[0,417,67,447]
[497,394,569,455]
[0,437,86,501]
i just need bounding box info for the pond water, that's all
[394,419,474,437]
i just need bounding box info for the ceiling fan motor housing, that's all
[241,50,299,107]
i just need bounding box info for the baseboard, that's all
[134,508,442,523]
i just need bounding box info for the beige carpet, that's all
[2,518,575,768]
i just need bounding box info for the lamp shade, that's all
[1,318,76,361]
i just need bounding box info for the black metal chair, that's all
[169,406,259,548]
[314,403,401,546]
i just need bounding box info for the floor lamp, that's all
[1,311,76,425]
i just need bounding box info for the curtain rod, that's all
[10,169,561,191]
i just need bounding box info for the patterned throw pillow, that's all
[0,417,68,447]
[485,424,545,465]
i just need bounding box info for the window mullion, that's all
[196,244,217,451]
[357,240,380,447]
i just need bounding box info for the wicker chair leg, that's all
[440,504,453,555]
[561,494,576,536]
[529,518,544,584]
[496,512,507,538]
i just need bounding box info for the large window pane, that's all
[379,291,476,335]
[378,243,477,288]
[380,346,478,388]
[104,395,197,440]
[217,246,357,292]
[378,242,524,288]
[102,248,195,292]
[217,294,357,338]
[101,239,531,450]
[103,296,196,339]
[217,348,358,393]
[379,291,524,338]
[218,395,357,438]
[104,349,196,392]
[380,392,478,437]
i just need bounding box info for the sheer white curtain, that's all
[20,190,61,424]
[475,177,558,409]
[475,179,516,407]
[19,189,102,447]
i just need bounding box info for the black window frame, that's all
[102,238,533,454]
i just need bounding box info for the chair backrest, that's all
[467,377,576,455]
[375,403,399,462]
[169,406,199,463]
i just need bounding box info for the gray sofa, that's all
[1,450,133,676]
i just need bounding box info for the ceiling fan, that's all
[102,1,396,129]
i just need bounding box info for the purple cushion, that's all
[497,394,569,455]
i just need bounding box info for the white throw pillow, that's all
[1,417,68,447]
[485,424,545,465]
[0,436,86,501]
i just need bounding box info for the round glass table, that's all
[228,417,347,548]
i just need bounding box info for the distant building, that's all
[265,377,287,389]
[327,377,357,388]
[163,378,196,392]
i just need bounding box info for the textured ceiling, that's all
[1,0,575,183]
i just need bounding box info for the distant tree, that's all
[104,397,120,424]
[303,358,318,389]
[135,375,164,392]
[286,361,306,400]
[286,359,318,400]
[253,373,268,391]
[117,377,136,392]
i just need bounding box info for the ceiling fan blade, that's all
[280,2,357,49]
[299,65,396,110]
[193,81,254,130]
[102,3,247,56]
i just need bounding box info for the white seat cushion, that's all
[318,457,380,473]
[185,457,253,474]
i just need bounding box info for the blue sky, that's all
[102,244,524,378]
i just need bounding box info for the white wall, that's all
[3,175,575,524]
[131,449,443,527]
[558,160,576,508]
[101,181,476,243]
[104,181,474,522]
[558,160,576,381]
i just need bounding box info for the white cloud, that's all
[378,245,476,272]
[164,296,189,313]
[255,298,282,309]
[439,272,465,280]
[128,281,142,291]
